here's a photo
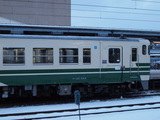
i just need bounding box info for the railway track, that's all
[1,101,160,120]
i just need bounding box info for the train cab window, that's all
[132,48,137,61]
[148,45,150,55]
[3,48,25,64]
[59,48,78,63]
[83,48,91,64]
[33,48,53,64]
[142,45,147,55]
[109,48,120,63]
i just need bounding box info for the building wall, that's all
[0,0,71,26]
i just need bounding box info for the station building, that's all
[0,0,71,26]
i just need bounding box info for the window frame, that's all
[108,48,121,63]
[148,45,150,55]
[83,48,91,64]
[59,48,79,64]
[132,48,137,62]
[142,45,147,55]
[33,48,53,64]
[3,47,25,65]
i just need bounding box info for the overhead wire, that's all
[71,1,160,23]
[132,0,160,4]
[1,0,160,23]
[71,3,160,12]
[1,0,160,14]
[2,0,160,13]
[72,8,160,16]
[72,15,160,23]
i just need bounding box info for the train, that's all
[0,35,150,99]
[149,45,160,89]
[150,48,160,70]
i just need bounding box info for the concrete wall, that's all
[0,0,71,26]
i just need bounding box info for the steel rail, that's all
[1,101,160,119]
[16,106,160,120]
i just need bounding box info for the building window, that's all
[83,48,91,64]
[33,48,53,64]
[132,48,137,61]
[142,45,147,55]
[3,48,25,64]
[109,48,120,63]
[59,48,78,63]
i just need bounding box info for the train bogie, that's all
[0,35,150,99]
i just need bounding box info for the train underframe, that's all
[0,81,143,100]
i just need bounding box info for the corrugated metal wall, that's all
[0,0,71,26]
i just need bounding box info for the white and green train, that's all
[0,35,150,98]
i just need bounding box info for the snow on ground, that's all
[0,96,160,120]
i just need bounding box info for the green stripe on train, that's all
[0,72,149,86]
[0,66,150,75]
[136,63,150,66]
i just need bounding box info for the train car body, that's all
[0,35,150,98]
[150,49,160,70]
[150,49,160,89]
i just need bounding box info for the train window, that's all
[148,45,150,55]
[142,45,147,55]
[3,48,25,64]
[109,48,120,63]
[59,48,78,63]
[33,48,53,64]
[83,48,91,64]
[132,48,137,61]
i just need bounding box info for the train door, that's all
[107,46,124,83]
[130,47,139,78]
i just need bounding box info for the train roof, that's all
[150,49,160,53]
[150,49,160,56]
[0,34,149,42]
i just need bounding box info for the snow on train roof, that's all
[0,34,147,42]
